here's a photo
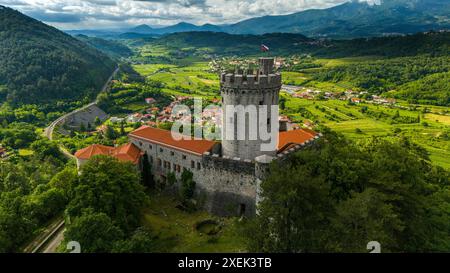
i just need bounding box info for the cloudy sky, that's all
[0,0,380,30]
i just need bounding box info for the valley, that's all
[0,2,449,254]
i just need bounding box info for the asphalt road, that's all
[27,67,120,253]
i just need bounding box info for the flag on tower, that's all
[260,44,270,52]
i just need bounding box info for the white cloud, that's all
[0,0,376,29]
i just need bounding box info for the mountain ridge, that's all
[67,0,450,39]
[0,6,116,104]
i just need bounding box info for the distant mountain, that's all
[66,0,450,39]
[127,22,224,35]
[121,0,450,39]
[0,6,116,104]
[225,0,450,38]
[130,24,155,34]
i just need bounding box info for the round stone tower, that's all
[220,58,282,161]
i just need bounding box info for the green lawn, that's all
[142,193,247,253]
[18,149,34,157]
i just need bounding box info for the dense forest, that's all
[247,131,450,252]
[148,31,450,58]
[0,137,69,252]
[0,6,116,105]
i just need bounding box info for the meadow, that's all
[142,194,246,253]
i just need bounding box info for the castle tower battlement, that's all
[220,73,282,90]
[220,58,282,161]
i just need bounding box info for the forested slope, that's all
[0,6,116,105]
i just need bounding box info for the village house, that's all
[74,143,142,169]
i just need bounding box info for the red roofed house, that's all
[75,143,143,169]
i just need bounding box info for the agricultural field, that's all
[134,62,220,99]
[282,96,450,169]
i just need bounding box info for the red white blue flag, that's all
[261,44,270,52]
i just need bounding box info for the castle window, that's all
[267,118,270,125]
[171,151,175,156]
[182,155,187,160]
[149,144,153,150]
[239,204,246,216]
[259,100,264,105]
[139,142,143,147]
[191,160,195,168]
[160,148,163,153]
[197,162,201,170]
[157,158,162,167]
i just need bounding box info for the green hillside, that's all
[148,31,450,58]
[225,0,450,38]
[75,35,133,59]
[0,6,116,105]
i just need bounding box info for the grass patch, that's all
[18,149,34,157]
[142,193,247,253]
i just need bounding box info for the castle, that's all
[75,58,321,217]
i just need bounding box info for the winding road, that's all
[24,67,119,253]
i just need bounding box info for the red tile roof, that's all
[111,143,142,164]
[278,129,318,153]
[129,126,217,156]
[75,143,142,164]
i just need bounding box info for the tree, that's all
[79,123,86,132]
[49,166,78,200]
[246,160,335,253]
[120,121,126,136]
[330,188,404,252]
[105,125,117,140]
[30,139,64,162]
[245,133,450,253]
[113,227,154,253]
[180,169,196,201]
[66,156,147,233]
[64,210,124,253]
[279,97,286,111]
[168,172,177,187]
[141,153,155,189]
[94,116,102,126]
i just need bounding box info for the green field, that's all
[134,62,220,99]
[282,96,450,169]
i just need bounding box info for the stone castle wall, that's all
[199,152,257,217]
